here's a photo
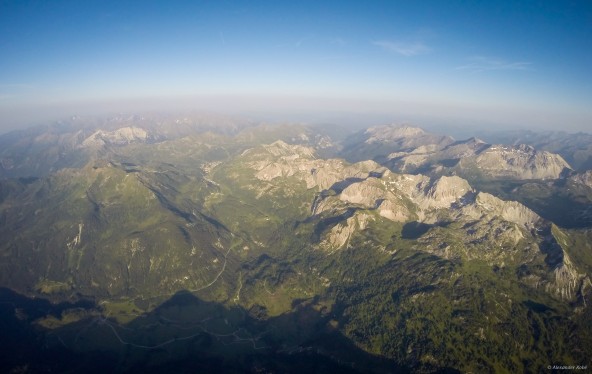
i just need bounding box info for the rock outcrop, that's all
[247,141,386,191]
[473,144,571,179]
[387,137,572,180]
[570,170,592,189]
[340,124,454,162]
[460,192,541,228]
[241,139,588,303]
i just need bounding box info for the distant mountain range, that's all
[475,129,592,172]
[341,125,572,180]
[0,116,591,373]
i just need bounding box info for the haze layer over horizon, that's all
[1,1,591,133]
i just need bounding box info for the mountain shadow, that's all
[401,221,433,239]
[0,287,117,374]
[0,288,408,373]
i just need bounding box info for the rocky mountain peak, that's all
[246,142,384,191]
[263,140,316,158]
[364,125,426,143]
[340,124,455,163]
[569,170,592,189]
[476,144,572,179]
[466,136,487,144]
[465,192,542,227]
[426,176,473,204]
[81,126,150,147]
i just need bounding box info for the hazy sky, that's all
[1,0,591,133]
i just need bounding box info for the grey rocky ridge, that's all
[0,119,591,373]
[340,124,573,185]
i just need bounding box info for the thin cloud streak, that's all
[456,56,533,72]
[372,40,431,56]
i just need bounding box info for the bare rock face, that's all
[365,125,427,143]
[383,174,473,216]
[247,141,385,191]
[443,137,489,158]
[351,125,571,181]
[387,137,572,180]
[474,144,571,179]
[425,176,473,208]
[362,125,454,153]
[341,124,454,163]
[537,227,592,302]
[460,192,541,228]
[313,170,548,266]
[312,173,476,225]
[377,199,410,222]
[242,141,588,303]
[569,170,592,189]
[246,141,319,185]
[339,178,386,206]
[547,252,585,300]
[82,126,149,147]
[319,213,374,251]
[249,141,541,231]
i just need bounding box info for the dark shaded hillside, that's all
[0,288,407,373]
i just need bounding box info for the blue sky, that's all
[0,0,591,133]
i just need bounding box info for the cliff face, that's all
[570,170,592,189]
[383,134,572,180]
[248,140,385,191]
[244,143,586,303]
[249,142,542,230]
[460,192,541,227]
[473,144,571,179]
[340,124,454,162]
